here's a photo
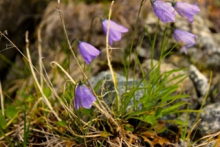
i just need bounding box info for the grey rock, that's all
[137,47,148,58]
[210,74,220,103]
[198,103,220,134]
[178,139,187,147]
[191,15,220,67]
[180,103,220,138]
[89,71,144,110]
[189,65,209,98]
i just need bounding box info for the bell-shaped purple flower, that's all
[173,29,196,53]
[152,0,175,23]
[78,41,100,65]
[102,19,128,46]
[74,84,96,109]
[173,2,200,23]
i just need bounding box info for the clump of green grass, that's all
[0,0,217,146]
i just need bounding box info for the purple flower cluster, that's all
[75,20,128,109]
[77,20,128,66]
[174,2,200,23]
[151,0,200,23]
[151,0,200,53]
[73,1,201,109]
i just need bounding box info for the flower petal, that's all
[107,20,129,33]
[74,85,96,109]
[173,29,196,53]
[182,46,187,54]
[109,29,122,42]
[78,42,100,65]
[153,0,175,23]
[174,2,200,23]
[74,95,81,109]
[102,19,128,45]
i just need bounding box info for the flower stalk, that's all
[57,2,120,129]
[105,1,120,113]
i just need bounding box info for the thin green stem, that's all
[158,27,168,73]
[87,16,102,42]
[126,0,147,91]
[159,27,168,61]
[151,18,159,69]
[132,34,145,110]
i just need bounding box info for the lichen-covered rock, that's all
[199,103,220,134]
[210,74,220,103]
[89,71,144,110]
[191,15,220,68]
[185,103,220,136]
[189,65,209,98]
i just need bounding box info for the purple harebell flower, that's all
[173,29,196,53]
[78,41,100,65]
[102,19,128,46]
[74,84,96,109]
